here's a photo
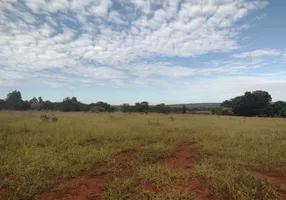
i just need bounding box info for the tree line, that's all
[1,90,285,117]
[213,90,286,117]
[0,90,188,114]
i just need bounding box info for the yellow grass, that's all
[0,111,285,199]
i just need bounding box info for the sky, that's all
[0,0,285,105]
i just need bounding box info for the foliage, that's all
[1,90,285,117]
[150,103,171,114]
[220,90,286,117]
[182,105,187,114]
[212,106,233,115]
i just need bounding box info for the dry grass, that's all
[0,111,285,199]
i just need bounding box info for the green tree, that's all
[121,103,132,112]
[29,97,38,104]
[182,105,187,114]
[6,90,23,110]
[0,99,7,110]
[38,96,43,103]
[232,91,272,116]
[61,97,80,112]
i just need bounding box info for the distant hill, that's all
[167,103,221,109]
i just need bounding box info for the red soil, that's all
[40,143,214,200]
[158,143,196,169]
[181,182,215,200]
[0,188,7,195]
[253,171,286,200]
[140,182,164,193]
[40,175,108,200]
[140,143,215,200]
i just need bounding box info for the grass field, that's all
[0,111,286,200]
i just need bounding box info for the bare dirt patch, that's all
[0,188,7,195]
[253,171,286,200]
[180,182,215,200]
[158,142,196,169]
[40,175,108,200]
[40,149,136,200]
[138,142,215,200]
[140,182,164,193]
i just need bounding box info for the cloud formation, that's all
[1,0,285,102]
[233,49,281,59]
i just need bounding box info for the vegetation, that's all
[3,90,285,118]
[216,90,286,117]
[0,111,285,200]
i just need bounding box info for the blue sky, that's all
[0,0,285,104]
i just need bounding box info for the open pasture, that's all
[0,111,286,200]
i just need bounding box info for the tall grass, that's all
[0,111,285,199]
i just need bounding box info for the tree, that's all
[0,99,7,110]
[6,90,23,110]
[152,103,171,114]
[121,103,132,112]
[38,96,43,103]
[42,100,55,110]
[30,97,43,110]
[140,101,149,112]
[134,101,149,112]
[182,105,187,114]
[270,101,286,117]
[221,100,233,108]
[61,97,80,112]
[230,91,272,116]
[29,97,38,104]
[212,106,233,116]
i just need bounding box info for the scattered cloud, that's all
[1,0,285,102]
[233,49,281,59]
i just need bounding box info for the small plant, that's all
[51,116,58,122]
[40,114,50,120]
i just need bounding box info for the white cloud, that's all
[120,61,259,78]
[233,49,281,59]
[0,0,273,92]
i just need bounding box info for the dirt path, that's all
[40,175,108,200]
[158,142,196,169]
[40,143,214,200]
[253,171,286,200]
[140,143,215,200]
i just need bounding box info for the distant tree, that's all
[30,97,43,110]
[29,97,38,104]
[280,107,286,118]
[141,101,149,112]
[61,97,80,112]
[121,103,132,112]
[22,100,30,110]
[212,106,233,116]
[182,105,187,114]
[0,99,7,110]
[221,100,233,108]
[270,101,286,117]
[152,103,171,114]
[38,96,43,103]
[95,101,110,111]
[42,100,55,110]
[6,90,23,110]
[229,91,272,116]
[134,101,149,112]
